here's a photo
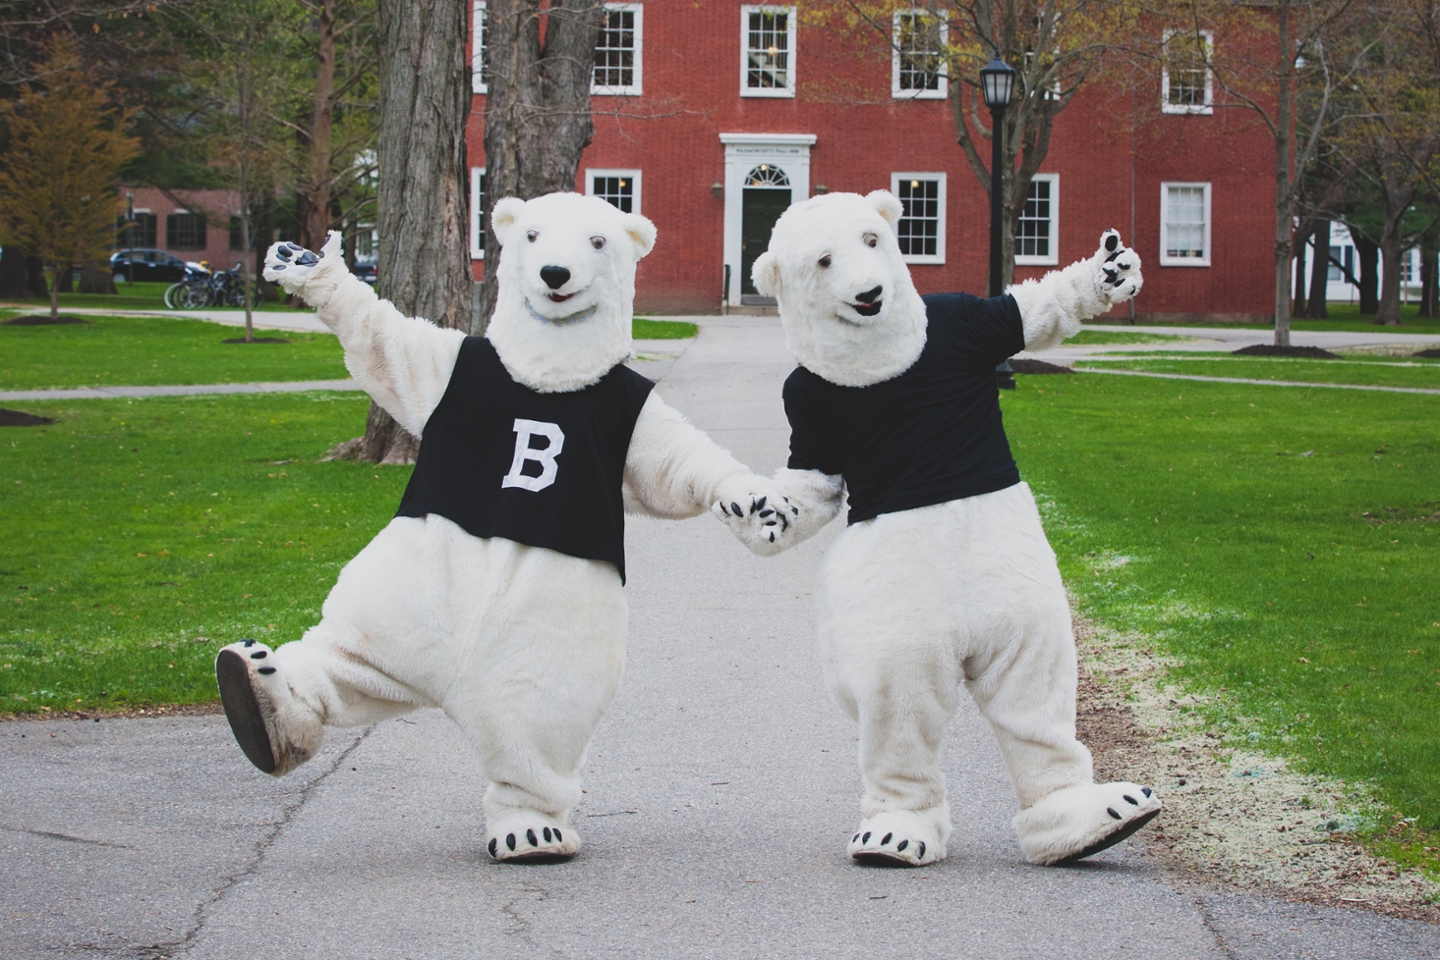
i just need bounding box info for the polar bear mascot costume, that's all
[216,192,794,862]
[721,190,1160,867]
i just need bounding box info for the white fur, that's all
[1013,781,1162,865]
[749,196,1157,866]
[242,195,788,861]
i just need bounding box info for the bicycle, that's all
[165,262,253,309]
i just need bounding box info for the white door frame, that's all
[720,132,816,305]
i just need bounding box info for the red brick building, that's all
[465,3,1276,321]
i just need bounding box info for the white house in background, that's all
[1295,222,1424,304]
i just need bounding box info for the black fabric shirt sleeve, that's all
[783,368,844,475]
[927,293,1026,367]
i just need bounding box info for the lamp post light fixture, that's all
[979,55,1018,389]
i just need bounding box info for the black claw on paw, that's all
[527,829,538,847]
[778,514,789,532]
[489,838,498,858]
[896,839,909,852]
[917,841,926,860]
[1123,794,1138,805]
[1107,807,1123,820]
[242,639,256,647]
[1142,787,1153,798]
[554,828,562,841]
[791,506,798,516]
[755,496,767,510]
[257,666,276,675]
[543,827,552,842]
[768,531,776,542]
[853,833,861,842]
[881,833,892,845]
[862,832,871,843]
[731,502,742,517]
[506,833,517,851]
[250,650,267,659]
[758,509,773,518]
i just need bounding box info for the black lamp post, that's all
[980,56,1018,389]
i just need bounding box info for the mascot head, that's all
[752,190,928,387]
[486,192,657,392]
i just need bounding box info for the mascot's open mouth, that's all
[851,300,882,318]
[548,292,575,303]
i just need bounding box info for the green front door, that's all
[740,188,792,297]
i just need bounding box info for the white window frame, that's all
[1014,173,1059,266]
[585,168,642,216]
[1161,28,1213,115]
[472,1,487,94]
[741,5,797,98]
[1160,181,1211,267]
[592,3,643,96]
[470,166,486,259]
[890,172,946,265]
[891,10,948,100]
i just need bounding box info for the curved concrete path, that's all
[2,317,1437,959]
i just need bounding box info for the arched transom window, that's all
[745,164,791,187]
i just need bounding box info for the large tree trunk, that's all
[1272,0,1293,347]
[0,245,33,299]
[1375,235,1404,325]
[1355,235,1379,314]
[1305,219,1329,319]
[1419,230,1438,318]
[478,0,606,324]
[300,0,338,252]
[330,0,471,465]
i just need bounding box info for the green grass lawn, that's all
[0,314,347,389]
[1078,354,1440,389]
[634,317,698,339]
[2,393,407,711]
[1123,301,1440,334]
[1002,373,1440,840]
[1068,330,1191,345]
[1,279,302,313]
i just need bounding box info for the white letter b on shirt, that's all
[502,419,565,492]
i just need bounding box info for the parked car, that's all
[351,260,377,285]
[110,248,202,284]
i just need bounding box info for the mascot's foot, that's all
[487,812,579,863]
[848,808,948,867]
[1014,781,1161,865]
[215,639,316,776]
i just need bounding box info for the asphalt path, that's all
[3,317,1438,959]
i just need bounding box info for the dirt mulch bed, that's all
[1233,344,1342,359]
[1413,348,1440,359]
[0,702,223,723]
[221,337,291,344]
[1011,358,1075,375]
[4,314,91,325]
[0,409,56,427]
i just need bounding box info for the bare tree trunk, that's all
[1355,235,1379,314]
[330,0,470,465]
[0,245,31,299]
[48,266,61,320]
[1272,0,1293,347]
[1305,219,1329,318]
[301,0,338,252]
[1375,234,1404,325]
[477,0,605,325]
[1420,229,1438,318]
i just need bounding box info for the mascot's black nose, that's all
[540,265,571,290]
[855,285,883,304]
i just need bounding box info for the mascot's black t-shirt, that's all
[395,336,654,582]
[784,292,1025,525]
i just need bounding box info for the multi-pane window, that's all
[1161,182,1210,266]
[892,173,946,263]
[1015,174,1058,265]
[742,6,796,97]
[587,169,641,214]
[470,167,487,259]
[472,2,487,94]
[166,212,206,250]
[1162,29,1213,114]
[593,4,642,95]
[117,211,156,248]
[892,11,946,99]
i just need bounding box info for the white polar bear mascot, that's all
[721,190,1160,867]
[216,192,793,863]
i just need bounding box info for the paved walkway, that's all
[3,316,1437,959]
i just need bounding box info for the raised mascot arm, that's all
[263,232,466,437]
[1007,230,1143,353]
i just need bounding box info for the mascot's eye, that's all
[526,231,538,243]
[590,236,606,250]
[818,255,832,268]
[863,233,878,248]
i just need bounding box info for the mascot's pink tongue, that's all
[549,292,574,302]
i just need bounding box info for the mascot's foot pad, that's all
[216,639,317,777]
[848,809,946,867]
[1014,781,1161,866]
[487,812,579,863]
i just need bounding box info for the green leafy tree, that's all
[0,37,139,319]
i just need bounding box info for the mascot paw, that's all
[215,639,289,775]
[1014,781,1161,865]
[848,810,947,867]
[1092,230,1143,306]
[487,812,579,863]
[713,491,799,555]
[262,231,342,293]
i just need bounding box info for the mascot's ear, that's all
[752,250,781,297]
[865,190,903,230]
[623,213,657,259]
[490,197,527,247]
